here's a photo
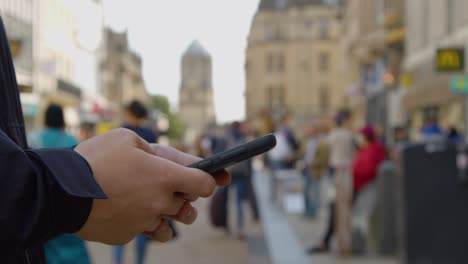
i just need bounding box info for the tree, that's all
[150,95,170,115]
[150,95,184,140]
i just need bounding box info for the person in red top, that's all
[352,125,386,195]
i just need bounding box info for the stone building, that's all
[245,0,345,135]
[178,40,216,144]
[341,0,405,141]
[100,29,149,125]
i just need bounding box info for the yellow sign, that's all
[436,48,464,72]
[400,73,413,89]
[96,122,114,135]
[8,39,22,58]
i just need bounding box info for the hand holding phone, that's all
[188,133,276,174]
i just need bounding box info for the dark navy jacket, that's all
[0,17,106,263]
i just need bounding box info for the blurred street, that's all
[86,190,268,264]
[86,168,399,264]
[2,0,468,263]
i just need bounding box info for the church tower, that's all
[179,40,215,144]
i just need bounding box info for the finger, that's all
[144,218,162,233]
[147,155,217,197]
[116,128,155,155]
[212,169,232,186]
[151,144,201,166]
[176,192,198,202]
[176,167,217,198]
[152,144,231,186]
[163,196,186,216]
[133,134,156,155]
[164,201,198,225]
[144,219,173,242]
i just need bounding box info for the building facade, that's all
[245,0,345,135]
[1,0,107,133]
[403,0,468,137]
[178,40,216,144]
[100,29,149,125]
[342,0,405,142]
[0,0,35,130]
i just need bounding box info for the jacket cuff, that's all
[28,148,107,234]
[30,148,107,198]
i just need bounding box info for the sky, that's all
[101,0,260,123]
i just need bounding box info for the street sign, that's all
[450,75,468,94]
[436,48,465,72]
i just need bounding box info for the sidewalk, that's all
[87,193,268,264]
[287,213,398,264]
[253,168,399,264]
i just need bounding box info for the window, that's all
[267,52,285,73]
[267,85,285,109]
[277,53,285,73]
[266,53,274,73]
[319,52,329,72]
[375,0,384,24]
[267,86,274,109]
[319,18,328,39]
[266,24,282,40]
[275,0,287,9]
[320,85,329,113]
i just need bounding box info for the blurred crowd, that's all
[192,121,260,240]
[260,108,465,257]
[27,100,169,264]
[29,99,466,263]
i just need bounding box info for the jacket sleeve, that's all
[0,132,107,252]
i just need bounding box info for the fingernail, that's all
[145,226,157,232]
[179,203,193,218]
[184,207,193,218]
[155,222,168,233]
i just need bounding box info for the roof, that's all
[183,40,210,57]
[258,0,325,10]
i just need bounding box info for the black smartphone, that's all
[188,133,276,174]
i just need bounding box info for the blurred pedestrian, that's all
[28,104,79,149]
[447,126,464,144]
[0,17,230,263]
[353,125,386,194]
[113,100,158,264]
[307,111,354,255]
[350,125,386,253]
[79,122,95,142]
[226,121,250,239]
[31,104,92,264]
[330,112,356,256]
[420,117,443,141]
[389,126,409,161]
[373,123,386,144]
[244,126,260,222]
[301,120,320,218]
[267,115,300,201]
[268,115,300,170]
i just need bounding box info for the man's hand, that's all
[74,128,230,244]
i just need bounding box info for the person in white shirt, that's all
[308,111,355,254]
